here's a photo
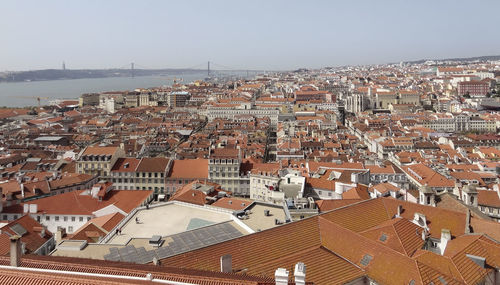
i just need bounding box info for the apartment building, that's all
[458,80,489,96]
[423,114,496,133]
[110,157,171,194]
[208,148,242,194]
[165,159,209,197]
[76,146,125,179]
[0,183,152,234]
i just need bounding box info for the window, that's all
[46,216,50,221]
[72,217,76,222]
[87,217,91,221]
[55,216,59,221]
[68,226,73,232]
[63,216,68,222]
[79,217,83,222]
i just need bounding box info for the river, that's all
[0,72,215,107]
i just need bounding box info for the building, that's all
[250,168,306,205]
[165,159,209,197]
[0,215,55,256]
[168,91,190,107]
[477,187,500,221]
[158,197,500,285]
[208,148,242,194]
[0,184,153,234]
[76,146,125,179]
[402,163,455,206]
[458,80,489,96]
[110,157,171,194]
[206,105,279,125]
[0,253,274,284]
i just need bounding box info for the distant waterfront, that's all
[0,72,212,107]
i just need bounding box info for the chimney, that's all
[439,229,451,255]
[10,235,21,267]
[152,256,161,266]
[294,262,306,285]
[220,254,232,273]
[55,227,66,243]
[275,268,289,285]
[396,205,402,218]
[465,210,471,234]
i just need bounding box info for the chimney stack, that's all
[275,268,289,285]
[10,235,21,267]
[294,262,306,285]
[439,229,451,255]
[152,256,161,266]
[396,205,402,218]
[220,254,232,273]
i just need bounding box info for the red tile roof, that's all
[167,159,208,179]
[2,190,152,216]
[0,215,52,255]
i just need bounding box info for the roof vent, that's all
[438,276,448,285]
[466,254,486,268]
[379,233,387,242]
[220,254,232,273]
[149,235,163,247]
[360,254,372,266]
[10,224,27,237]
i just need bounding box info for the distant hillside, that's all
[0,68,205,83]
[406,55,500,64]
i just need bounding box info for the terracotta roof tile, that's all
[167,159,208,179]
[2,190,152,216]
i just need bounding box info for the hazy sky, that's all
[2,0,500,71]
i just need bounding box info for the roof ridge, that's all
[391,218,416,257]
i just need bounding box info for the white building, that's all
[0,183,152,234]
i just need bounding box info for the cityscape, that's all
[1,1,500,285]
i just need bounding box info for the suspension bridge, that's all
[111,61,266,79]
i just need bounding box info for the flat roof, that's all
[241,203,287,231]
[107,203,234,244]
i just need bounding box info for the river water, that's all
[0,72,212,107]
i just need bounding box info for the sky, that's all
[1,0,500,71]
